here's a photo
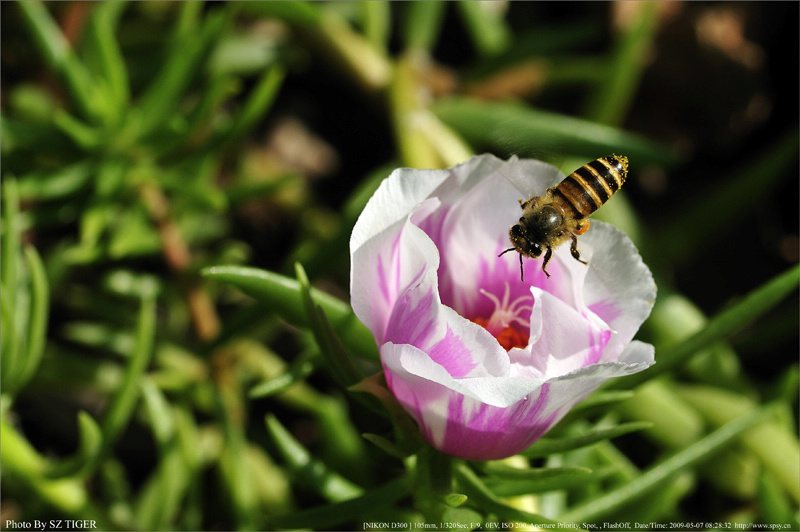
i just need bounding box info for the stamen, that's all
[478,283,533,335]
[471,282,533,350]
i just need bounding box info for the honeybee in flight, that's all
[499,155,629,281]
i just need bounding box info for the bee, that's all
[499,155,629,281]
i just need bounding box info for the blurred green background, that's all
[1,2,798,531]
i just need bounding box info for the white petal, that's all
[577,222,657,357]
[382,341,542,408]
[499,156,564,199]
[349,166,449,257]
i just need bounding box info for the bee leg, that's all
[570,234,588,265]
[519,252,525,282]
[540,247,553,278]
[574,220,590,235]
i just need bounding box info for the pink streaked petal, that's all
[383,338,654,460]
[385,284,499,378]
[437,385,561,460]
[384,290,509,379]
[351,199,441,345]
[383,275,439,350]
[380,248,510,377]
[433,305,511,377]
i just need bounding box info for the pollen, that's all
[470,283,532,350]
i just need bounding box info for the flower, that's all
[350,154,656,461]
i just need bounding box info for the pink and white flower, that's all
[350,154,656,461]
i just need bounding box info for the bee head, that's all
[509,223,543,258]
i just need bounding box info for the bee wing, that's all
[499,156,564,199]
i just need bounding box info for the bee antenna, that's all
[498,247,515,257]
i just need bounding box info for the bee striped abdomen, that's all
[554,155,628,219]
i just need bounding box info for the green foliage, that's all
[2,2,797,530]
[2,180,50,396]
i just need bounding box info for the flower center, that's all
[470,283,532,351]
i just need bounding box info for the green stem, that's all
[1,178,21,393]
[389,53,442,168]
[414,446,453,523]
[16,1,101,121]
[454,463,566,528]
[584,2,659,125]
[313,9,392,92]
